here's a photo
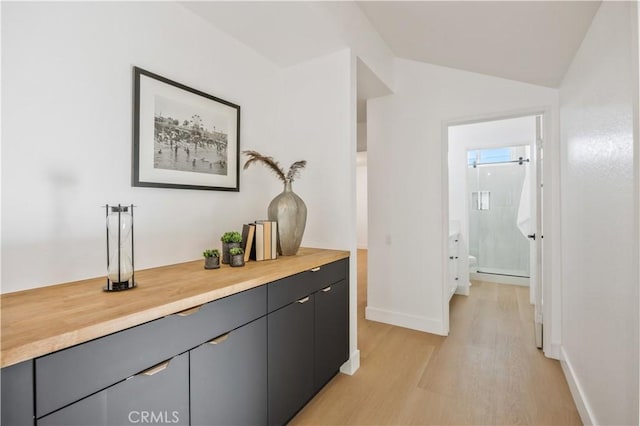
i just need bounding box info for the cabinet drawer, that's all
[36,285,266,417]
[268,258,347,312]
[38,353,189,426]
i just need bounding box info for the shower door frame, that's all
[467,146,532,280]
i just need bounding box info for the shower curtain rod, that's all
[470,157,530,168]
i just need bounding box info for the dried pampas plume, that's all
[243,150,307,183]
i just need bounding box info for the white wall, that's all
[276,49,359,373]
[449,116,536,294]
[367,59,559,337]
[0,2,4,293]
[1,2,283,293]
[637,7,640,424]
[559,2,639,425]
[356,151,367,249]
[277,50,353,252]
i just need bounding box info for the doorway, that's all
[352,57,393,374]
[446,114,543,348]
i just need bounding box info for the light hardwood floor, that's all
[291,249,581,425]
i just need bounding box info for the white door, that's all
[533,116,543,349]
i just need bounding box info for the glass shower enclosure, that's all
[467,146,530,278]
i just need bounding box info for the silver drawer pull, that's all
[176,305,202,317]
[208,333,230,345]
[141,360,170,376]
[321,286,332,293]
[310,267,321,272]
[297,296,310,304]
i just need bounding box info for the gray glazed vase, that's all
[268,181,307,256]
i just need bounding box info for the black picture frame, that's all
[132,67,240,191]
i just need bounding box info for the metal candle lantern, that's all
[105,204,136,291]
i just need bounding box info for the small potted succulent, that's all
[203,249,220,270]
[221,231,242,264]
[229,247,245,267]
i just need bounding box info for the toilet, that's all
[468,255,477,286]
[468,255,477,272]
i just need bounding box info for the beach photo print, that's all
[132,67,240,191]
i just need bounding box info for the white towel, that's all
[517,163,531,238]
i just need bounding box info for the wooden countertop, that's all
[0,247,349,368]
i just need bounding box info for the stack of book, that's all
[241,220,278,262]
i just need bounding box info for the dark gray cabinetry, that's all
[267,294,315,426]
[2,257,349,426]
[1,360,34,426]
[38,353,189,426]
[314,279,349,392]
[190,316,267,426]
[267,258,349,425]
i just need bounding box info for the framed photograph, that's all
[133,67,240,191]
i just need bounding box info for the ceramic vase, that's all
[268,181,307,256]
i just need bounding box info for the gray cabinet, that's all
[267,259,349,425]
[267,294,315,426]
[38,353,189,426]
[1,360,34,426]
[190,316,267,426]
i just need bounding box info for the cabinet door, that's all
[38,353,189,426]
[190,317,267,426]
[267,295,314,426]
[314,279,348,392]
[1,360,34,426]
[448,237,459,298]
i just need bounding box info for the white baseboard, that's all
[470,272,529,286]
[560,347,596,425]
[544,342,561,360]
[455,285,470,296]
[365,306,446,336]
[340,349,360,375]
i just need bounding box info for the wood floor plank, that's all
[292,250,582,425]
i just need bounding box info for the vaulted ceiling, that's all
[357,1,601,87]
[182,1,601,88]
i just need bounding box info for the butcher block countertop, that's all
[0,247,349,368]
